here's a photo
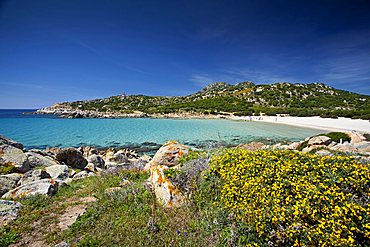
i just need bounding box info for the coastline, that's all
[34,108,370,133]
[230,115,370,133]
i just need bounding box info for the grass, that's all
[2,148,369,246]
[0,226,19,247]
[2,166,235,246]
[0,166,15,175]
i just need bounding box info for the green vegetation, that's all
[209,149,370,246]
[364,133,370,141]
[3,148,369,246]
[0,166,15,175]
[297,132,351,151]
[58,82,370,120]
[319,132,351,143]
[0,226,19,247]
[297,140,309,151]
[3,168,233,246]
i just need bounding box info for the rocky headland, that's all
[33,82,370,121]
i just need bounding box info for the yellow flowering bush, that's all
[209,149,370,246]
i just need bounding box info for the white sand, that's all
[231,116,370,133]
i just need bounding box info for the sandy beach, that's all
[231,116,370,133]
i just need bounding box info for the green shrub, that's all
[320,132,351,143]
[364,133,370,141]
[209,149,370,246]
[297,140,308,151]
[0,166,15,175]
[0,226,19,247]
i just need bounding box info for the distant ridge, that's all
[39,82,370,120]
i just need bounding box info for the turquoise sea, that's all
[0,109,326,151]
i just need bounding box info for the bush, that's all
[297,140,308,151]
[0,226,19,246]
[0,166,16,175]
[209,149,370,246]
[364,133,370,141]
[320,132,351,143]
[168,157,210,195]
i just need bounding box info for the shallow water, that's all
[0,109,326,149]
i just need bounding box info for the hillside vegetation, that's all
[47,82,370,119]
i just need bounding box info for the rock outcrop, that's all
[150,141,189,167]
[45,164,70,180]
[346,131,366,144]
[55,148,88,169]
[148,165,185,207]
[0,173,23,197]
[2,178,59,199]
[307,136,332,146]
[0,144,30,173]
[18,169,51,186]
[238,142,265,151]
[0,135,23,150]
[0,200,22,226]
[26,151,60,168]
[87,154,105,169]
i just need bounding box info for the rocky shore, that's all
[0,135,192,227]
[33,107,148,119]
[1,130,369,245]
[34,105,227,119]
[34,107,370,135]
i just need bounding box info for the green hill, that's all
[45,82,370,119]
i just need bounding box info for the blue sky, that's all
[1,0,370,108]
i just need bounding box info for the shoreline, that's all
[236,116,370,133]
[34,109,370,133]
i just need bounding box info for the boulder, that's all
[87,154,105,169]
[0,173,23,197]
[330,143,358,153]
[78,146,98,157]
[151,141,189,167]
[315,149,332,156]
[55,148,88,169]
[130,157,150,170]
[286,142,301,150]
[308,136,332,147]
[84,163,97,173]
[105,161,119,170]
[73,170,96,179]
[354,141,370,154]
[2,178,59,199]
[26,151,60,168]
[346,131,366,144]
[105,150,130,164]
[238,142,265,151]
[148,165,185,207]
[327,141,337,148]
[0,200,22,226]
[0,144,30,173]
[45,147,61,156]
[302,145,325,153]
[0,135,23,150]
[45,165,69,180]
[18,169,51,186]
[28,149,50,156]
